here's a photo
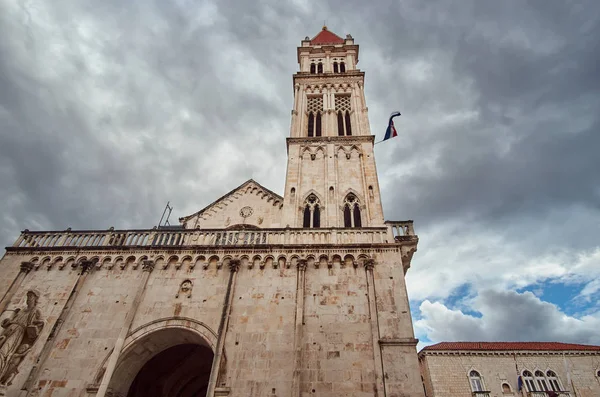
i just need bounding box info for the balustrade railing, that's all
[12,221,415,249]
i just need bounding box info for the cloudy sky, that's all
[1,0,599,349]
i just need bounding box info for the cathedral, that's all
[0,28,423,396]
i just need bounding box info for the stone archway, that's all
[105,319,217,397]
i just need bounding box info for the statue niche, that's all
[0,289,44,387]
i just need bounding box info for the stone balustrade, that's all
[12,222,416,250]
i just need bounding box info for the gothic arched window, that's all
[310,63,316,74]
[546,371,562,391]
[317,62,323,74]
[535,371,548,391]
[307,96,323,137]
[340,62,346,73]
[335,95,352,136]
[303,194,321,228]
[343,194,361,228]
[469,370,484,392]
[523,371,536,391]
[333,62,339,73]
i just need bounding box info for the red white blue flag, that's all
[383,111,401,141]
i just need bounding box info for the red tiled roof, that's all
[311,27,344,45]
[421,342,600,352]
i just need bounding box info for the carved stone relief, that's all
[176,280,193,299]
[0,290,44,387]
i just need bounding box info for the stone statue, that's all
[176,280,193,299]
[0,290,44,386]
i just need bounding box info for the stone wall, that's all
[0,244,422,397]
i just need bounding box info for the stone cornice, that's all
[293,71,364,86]
[379,338,419,347]
[287,135,374,150]
[6,238,417,255]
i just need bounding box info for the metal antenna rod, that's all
[157,201,173,227]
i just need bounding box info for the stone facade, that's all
[0,28,424,397]
[418,342,600,397]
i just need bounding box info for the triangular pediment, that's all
[179,179,283,229]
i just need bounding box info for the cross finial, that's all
[323,21,327,30]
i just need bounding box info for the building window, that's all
[333,62,339,73]
[310,63,316,74]
[317,62,323,74]
[335,95,352,136]
[340,61,346,72]
[308,112,315,137]
[343,194,361,228]
[307,96,323,137]
[522,371,536,391]
[546,371,562,391]
[469,370,484,392]
[501,383,511,393]
[303,194,321,228]
[535,370,548,391]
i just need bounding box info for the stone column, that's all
[22,259,96,395]
[96,260,155,397]
[364,259,385,397]
[206,258,240,397]
[291,259,307,397]
[0,262,34,316]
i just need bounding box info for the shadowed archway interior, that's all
[127,344,213,397]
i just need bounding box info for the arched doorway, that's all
[127,343,213,397]
[104,321,216,397]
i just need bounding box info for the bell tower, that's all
[281,27,386,229]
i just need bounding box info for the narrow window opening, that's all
[317,63,323,74]
[337,111,344,136]
[340,62,346,72]
[345,111,352,136]
[310,63,316,74]
[304,194,321,228]
[303,206,311,228]
[343,206,352,228]
[343,193,360,228]
[333,62,339,73]
[307,112,314,137]
[353,205,361,227]
[315,113,322,136]
[313,206,320,228]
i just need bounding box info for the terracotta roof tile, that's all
[310,27,344,45]
[421,342,600,352]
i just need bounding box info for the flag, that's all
[383,111,401,141]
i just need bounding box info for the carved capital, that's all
[142,260,155,272]
[229,259,240,273]
[297,260,307,271]
[20,261,34,273]
[79,259,96,274]
[364,259,375,271]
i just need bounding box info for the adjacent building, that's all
[418,342,600,397]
